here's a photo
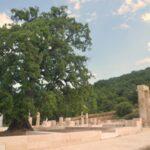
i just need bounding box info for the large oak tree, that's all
[0,6,92,131]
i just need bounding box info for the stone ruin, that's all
[27,84,150,129]
[31,111,141,130]
[137,85,150,126]
[0,114,3,127]
[2,85,150,150]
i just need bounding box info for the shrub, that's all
[124,111,139,120]
[116,101,133,117]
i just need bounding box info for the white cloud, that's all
[0,13,13,27]
[68,0,92,10]
[116,0,150,15]
[65,9,80,18]
[86,12,97,23]
[136,57,150,65]
[119,23,130,29]
[147,42,150,51]
[141,13,150,22]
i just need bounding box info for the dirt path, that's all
[54,128,150,150]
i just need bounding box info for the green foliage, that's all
[116,102,133,117]
[1,6,149,128]
[94,67,150,113]
[0,6,92,128]
[123,109,139,120]
[39,91,57,120]
[0,91,13,124]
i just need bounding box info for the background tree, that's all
[0,6,92,131]
[93,67,150,113]
[116,101,133,117]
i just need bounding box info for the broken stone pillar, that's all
[42,120,52,128]
[80,112,84,125]
[69,121,75,127]
[42,118,49,127]
[59,117,64,126]
[137,85,150,126]
[51,120,56,127]
[65,118,71,127]
[28,112,32,126]
[36,112,40,126]
[0,114,3,127]
[85,113,89,124]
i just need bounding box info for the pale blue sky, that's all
[0,0,150,83]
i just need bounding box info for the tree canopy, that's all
[93,67,150,116]
[1,6,149,131]
[0,6,92,130]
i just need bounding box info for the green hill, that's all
[93,67,150,113]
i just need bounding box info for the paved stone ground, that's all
[54,128,150,150]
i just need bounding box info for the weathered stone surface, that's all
[59,117,64,126]
[65,118,71,127]
[0,114,3,127]
[85,113,89,124]
[36,112,40,127]
[137,85,150,126]
[0,118,143,150]
[28,113,32,126]
[51,120,57,127]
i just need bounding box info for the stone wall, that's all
[0,118,142,150]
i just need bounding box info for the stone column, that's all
[28,113,32,126]
[36,112,40,126]
[65,118,71,127]
[137,85,150,126]
[59,117,64,126]
[0,114,3,127]
[80,112,84,125]
[85,113,89,124]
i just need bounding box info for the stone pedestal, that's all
[28,116,33,126]
[85,113,89,124]
[51,120,56,127]
[36,112,40,126]
[42,120,52,127]
[0,115,3,127]
[65,118,71,126]
[80,112,84,125]
[59,117,64,126]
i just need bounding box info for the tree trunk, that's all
[8,118,33,132]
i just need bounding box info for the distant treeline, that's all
[90,67,150,117]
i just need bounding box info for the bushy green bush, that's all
[116,101,133,117]
[124,111,139,120]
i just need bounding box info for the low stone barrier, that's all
[0,127,7,132]
[0,131,101,150]
[0,118,142,150]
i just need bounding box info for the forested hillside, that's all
[93,67,150,114]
